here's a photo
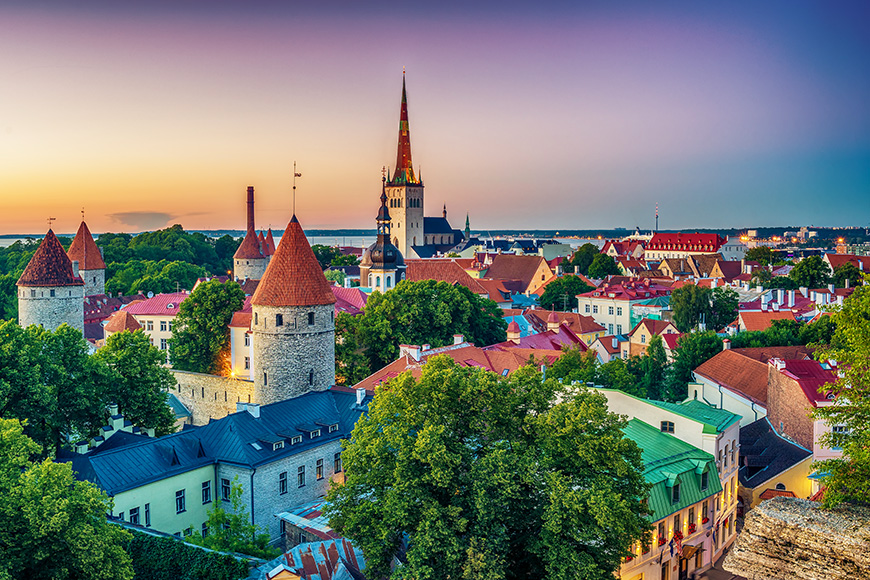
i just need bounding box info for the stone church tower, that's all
[67,220,105,296]
[250,215,336,405]
[17,229,85,333]
[233,186,268,281]
[385,74,424,257]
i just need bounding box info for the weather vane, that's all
[292,161,302,215]
[47,216,56,229]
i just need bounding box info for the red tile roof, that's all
[67,221,106,270]
[233,228,264,260]
[524,309,605,335]
[759,489,797,501]
[776,359,837,405]
[83,294,145,323]
[591,335,624,355]
[482,254,552,289]
[103,310,142,334]
[661,333,682,350]
[647,232,726,252]
[266,229,276,255]
[628,318,677,338]
[739,310,797,332]
[124,292,189,316]
[825,253,870,272]
[577,279,671,301]
[17,230,85,287]
[252,215,336,307]
[693,346,811,405]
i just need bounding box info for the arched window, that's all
[775,483,786,491]
[386,276,392,288]
[375,276,381,287]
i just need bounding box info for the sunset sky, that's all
[1,1,868,234]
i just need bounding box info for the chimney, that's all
[507,322,521,344]
[236,402,260,418]
[75,441,89,454]
[246,186,255,232]
[453,334,464,345]
[788,290,795,307]
[837,295,844,306]
[741,259,746,274]
[828,283,835,293]
[612,337,618,349]
[71,260,80,278]
[769,357,785,371]
[846,279,850,289]
[356,387,366,406]
[422,344,430,352]
[711,278,717,289]
[799,286,808,297]
[399,344,422,361]
[723,338,731,350]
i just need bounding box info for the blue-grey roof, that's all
[61,388,370,496]
[423,217,455,235]
[738,417,811,489]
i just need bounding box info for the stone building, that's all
[359,177,405,291]
[17,229,85,333]
[233,186,269,281]
[250,214,336,405]
[67,220,106,297]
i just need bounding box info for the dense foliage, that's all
[548,347,642,396]
[670,285,738,332]
[788,255,832,288]
[106,260,208,296]
[336,280,507,375]
[127,532,252,580]
[325,356,651,580]
[169,280,246,375]
[811,280,870,508]
[587,253,620,279]
[0,418,134,580]
[538,275,593,311]
[727,317,836,349]
[98,226,238,273]
[743,246,777,267]
[311,244,360,270]
[0,322,175,454]
[563,243,599,275]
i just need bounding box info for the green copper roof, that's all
[622,418,722,521]
[647,399,740,435]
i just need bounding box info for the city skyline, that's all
[2,0,868,235]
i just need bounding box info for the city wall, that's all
[170,370,255,425]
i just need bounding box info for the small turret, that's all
[67,220,106,296]
[360,177,405,293]
[233,186,267,280]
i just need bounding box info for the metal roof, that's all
[646,399,741,435]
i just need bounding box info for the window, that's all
[130,506,140,525]
[50,289,55,297]
[175,489,186,514]
[328,424,339,433]
[263,372,267,386]
[616,324,622,335]
[244,334,250,346]
[316,458,324,480]
[660,421,675,434]
[273,441,284,451]
[276,314,283,326]
[672,484,681,504]
[183,527,192,537]
[585,304,590,313]
[702,500,709,521]
[291,435,303,445]
[202,481,211,504]
[641,334,646,344]
[30,289,36,298]
[689,507,695,527]
[308,370,314,386]
[775,482,786,491]
[160,338,167,350]
[221,478,231,501]
[297,465,306,487]
[701,470,709,491]
[308,312,315,326]
[673,513,681,534]
[279,471,288,495]
[244,356,250,370]
[254,312,258,325]
[169,321,173,331]
[145,503,151,527]
[334,452,342,473]
[608,323,613,334]
[616,307,622,316]
[592,305,598,314]
[119,512,124,521]
[310,429,321,438]
[724,444,729,467]
[608,306,614,315]
[658,521,666,543]
[147,320,154,331]
[160,320,167,331]
[202,523,208,538]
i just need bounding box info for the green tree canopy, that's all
[666,331,722,400]
[538,275,593,311]
[789,255,832,288]
[0,418,133,580]
[566,243,599,275]
[325,356,651,580]
[587,254,620,279]
[311,244,341,270]
[709,286,739,332]
[743,246,777,267]
[833,262,862,289]
[670,284,711,333]
[96,330,176,436]
[169,279,245,374]
[548,347,646,397]
[337,280,507,372]
[627,335,669,400]
[811,280,870,507]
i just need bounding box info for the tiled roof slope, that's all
[739,310,797,332]
[693,348,771,405]
[67,221,106,270]
[103,310,142,333]
[525,309,606,335]
[124,292,189,316]
[483,254,550,288]
[252,215,336,307]
[234,229,265,260]
[647,232,726,252]
[17,230,84,287]
[738,417,811,489]
[777,359,837,405]
[622,418,722,521]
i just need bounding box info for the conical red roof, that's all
[234,228,264,260]
[251,216,336,307]
[388,74,420,186]
[67,221,106,270]
[258,231,267,255]
[266,229,276,255]
[17,230,85,287]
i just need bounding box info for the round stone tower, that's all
[250,214,336,404]
[17,229,85,333]
[67,220,106,296]
[233,186,268,281]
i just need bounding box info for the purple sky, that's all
[1,1,868,234]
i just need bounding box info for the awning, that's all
[682,544,705,559]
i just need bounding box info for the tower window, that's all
[308,312,315,325]
[308,370,314,386]
[254,312,258,325]
[50,289,55,297]
[276,314,283,326]
[263,372,268,386]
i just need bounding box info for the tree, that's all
[538,275,593,311]
[169,279,245,374]
[709,286,739,332]
[833,262,862,289]
[666,331,722,401]
[0,274,17,321]
[744,246,776,267]
[0,418,133,580]
[670,285,711,333]
[324,269,346,287]
[188,477,279,559]
[628,335,668,400]
[766,276,798,290]
[566,243,599,275]
[811,280,870,508]
[587,254,620,279]
[96,330,176,436]
[548,347,645,397]
[311,245,341,270]
[334,313,371,386]
[325,356,651,580]
[789,255,831,288]
[338,280,507,371]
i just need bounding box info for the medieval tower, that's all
[385,74,424,257]
[17,229,85,333]
[233,186,269,280]
[249,214,336,404]
[67,220,106,296]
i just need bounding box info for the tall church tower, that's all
[385,73,424,257]
[67,220,105,296]
[250,214,336,404]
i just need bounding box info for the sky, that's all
[1,0,868,234]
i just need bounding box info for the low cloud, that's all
[106,211,175,231]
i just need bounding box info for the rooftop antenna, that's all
[292,161,302,215]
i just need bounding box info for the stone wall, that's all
[723,497,870,579]
[233,257,267,282]
[81,268,105,297]
[767,364,815,450]
[170,370,255,425]
[18,284,84,333]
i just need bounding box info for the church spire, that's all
[465,213,471,240]
[377,176,392,240]
[390,72,420,185]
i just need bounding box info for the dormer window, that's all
[291,435,302,445]
[701,470,709,491]
[672,483,681,504]
[328,424,339,433]
[310,429,321,438]
[660,421,675,434]
[272,441,284,451]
